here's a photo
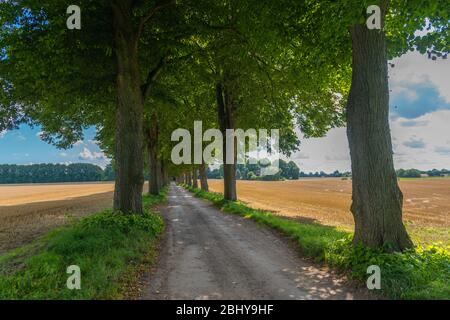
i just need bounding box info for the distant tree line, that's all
[3,162,446,184]
[396,168,450,178]
[299,170,352,178]
[207,159,301,181]
[207,164,450,180]
[0,163,115,184]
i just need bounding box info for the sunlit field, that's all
[0,182,114,254]
[0,182,114,206]
[1,179,448,254]
[208,178,450,245]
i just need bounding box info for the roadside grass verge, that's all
[0,189,167,300]
[183,185,450,300]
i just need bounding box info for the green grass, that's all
[0,189,167,300]
[183,185,450,300]
[406,224,449,247]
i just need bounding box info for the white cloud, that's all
[435,146,450,155]
[389,51,450,103]
[290,110,450,172]
[287,52,450,173]
[73,140,84,146]
[402,137,426,149]
[400,120,429,127]
[59,152,68,157]
[78,147,105,161]
[0,130,7,138]
[291,152,309,160]
[391,110,450,169]
[88,139,99,145]
[289,127,351,173]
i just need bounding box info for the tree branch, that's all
[141,52,195,101]
[137,0,176,41]
[141,57,166,101]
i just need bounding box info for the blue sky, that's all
[1,53,449,172]
[290,52,450,172]
[390,82,450,119]
[0,126,109,168]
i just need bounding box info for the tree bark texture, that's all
[146,114,160,196]
[199,162,209,191]
[347,17,413,251]
[216,82,237,201]
[112,0,144,214]
[192,168,198,188]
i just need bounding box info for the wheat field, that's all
[0,179,448,253]
[0,182,114,254]
[208,178,450,245]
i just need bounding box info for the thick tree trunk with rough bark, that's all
[216,82,237,201]
[199,163,209,191]
[347,18,413,251]
[112,1,144,214]
[192,168,198,188]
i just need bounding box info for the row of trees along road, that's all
[0,1,447,251]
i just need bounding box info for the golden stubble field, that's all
[0,179,448,253]
[208,178,450,245]
[0,182,114,254]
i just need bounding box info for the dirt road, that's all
[143,185,368,300]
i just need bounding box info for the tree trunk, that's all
[112,0,144,214]
[158,159,164,188]
[146,114,160,196]
[161,161,169,186]
[186,171,192,186]
[199,163,209,191]
[216,82,237,201]
[192,168,198,188]
[347,15,413,251]
[165,169,169,185]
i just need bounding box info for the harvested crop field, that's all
[0,182,114,254]
[208,178,450,245]
[1,179,448,253]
